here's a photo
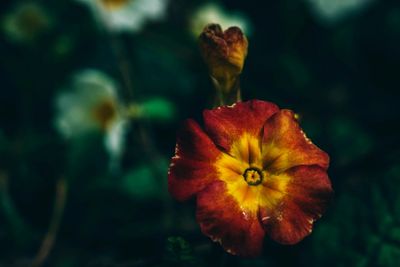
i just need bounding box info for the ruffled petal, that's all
[168,119,221,201]
[196,181,265,256]
[260,165,333,244]
[262,110,329,173]
[203,100,279,152]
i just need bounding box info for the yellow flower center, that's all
[16,5,50,37]
[92,99,117,130]
[215,133,291,214]
[243,167,263,186]
[99,0,130,10]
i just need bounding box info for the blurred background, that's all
[0,0,399,266]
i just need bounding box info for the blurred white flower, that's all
[2,2,52,43]
[55,70,128,169]
[306,0,374,25]
[76,0,169,32]
[189,3,252,38]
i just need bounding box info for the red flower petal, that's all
[203,100,279,151]
[168,119,221,201]
[262,110,329,173]
[260,165,333,244]
[196,181,265,256]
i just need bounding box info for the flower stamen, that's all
[92,99,117,130]
[243,167,263,186]
[100,0,130,11]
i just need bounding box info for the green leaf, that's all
[120,165,160,199]
[138,98,176,122]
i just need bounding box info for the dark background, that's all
[1,0,400,266]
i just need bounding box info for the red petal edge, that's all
[168,119,220,201]
[260,165,333,244]
[196,181,265,257]
[203,100,279,152]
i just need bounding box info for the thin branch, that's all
[31,178,68,267]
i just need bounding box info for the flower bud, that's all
[199,24,248,96]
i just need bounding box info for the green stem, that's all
[212,76,242,107]
[0,171,32,246]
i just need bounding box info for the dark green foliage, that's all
[310,166,400,267]
[163,236,201,267]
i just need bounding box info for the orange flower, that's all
[168,100,333,256]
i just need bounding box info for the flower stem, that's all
[31,178,68,267]
[108,34,135,103]
[107,33,174,231]
[0,171,32,246]
[137,125,174,231]
[212,77,242,107]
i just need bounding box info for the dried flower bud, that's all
[199,24,248,96]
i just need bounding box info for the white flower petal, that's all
[104,119,129,170]
[54,69,120,138]
[76,0,169,32]
[306,0,374,24]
